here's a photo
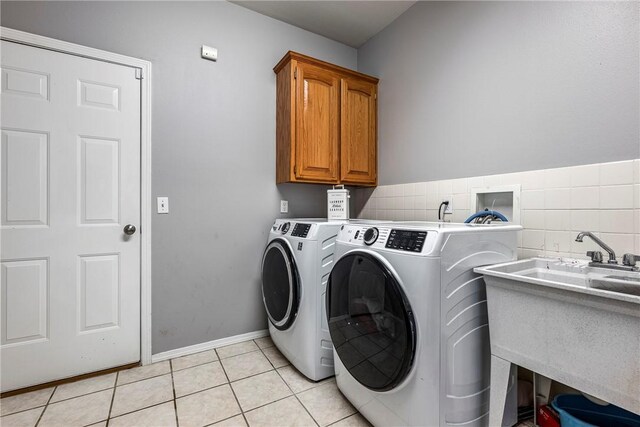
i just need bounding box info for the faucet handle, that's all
[622,253,640,267]
[587,251,603,263]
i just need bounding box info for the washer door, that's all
[327,252,416,391]
[261,239,300,330]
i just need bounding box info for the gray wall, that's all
[357,1,640,185]
[1,1,356,353]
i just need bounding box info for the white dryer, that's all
[327,222,521,426]
[261,219,346,381]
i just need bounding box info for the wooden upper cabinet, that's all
[274,51,379,186]
[340,77,377,185]
[295,63,340,183]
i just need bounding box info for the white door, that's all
[1,40,141,392]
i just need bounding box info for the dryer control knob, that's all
[363,227,379,246]
[281,222,291,234]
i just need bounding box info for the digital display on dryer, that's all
[291,223,312,238]
[385,229,427,252]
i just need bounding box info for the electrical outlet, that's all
[280,200,288,213]
[157,197,169,214]
[442,197,453,214]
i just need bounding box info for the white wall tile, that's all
[545,189,571,210]
[451,211,468,223]
[599,210,634,233]
[403,196,415,210]
[451,178,468,194]
[438,180,453,196]
[425,191,440,210]
[521,190,545,209]
[570,210,599,232]
[377,159,637,259]
[599,185,634,209]
[499,172,521,186]
[522,230,545,250]
[452,193,469,211]
[426,209,438,221]
[600,160,635,185]
[522,210,545,229]
[544,210,571,231]
[571,187,599,209]
[570,164,599,187]
[519,248,545,259]
[519,170,545,190]
[414,195,427,210]
[544,167,572,189]
[426,181,438,196]
[376,186,389,197]
[484,175,502,187]
[467,176,485,190]
[391,209,405,220]
[599,233,635,255]
[392,197,404,210]
[545,231,572,253]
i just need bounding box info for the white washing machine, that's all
[327,222,521,426]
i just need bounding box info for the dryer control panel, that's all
[337,224,439,256]
[291,223,312,238]
[385,229,427,253]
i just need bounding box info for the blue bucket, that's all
[551,394,640,427]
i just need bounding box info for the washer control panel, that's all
[385,229,427,252]
[291,223,312,238]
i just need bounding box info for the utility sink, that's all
[485,257,640,298]
[475,257,640,416]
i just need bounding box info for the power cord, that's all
[438,201,450,221]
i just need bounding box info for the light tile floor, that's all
[0,336,370,427]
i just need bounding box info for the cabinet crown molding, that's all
[274,51,379,85]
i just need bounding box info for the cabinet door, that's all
[294,63,340,183]
[340,78,377,185]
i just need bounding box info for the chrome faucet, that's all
[575,232,617,264]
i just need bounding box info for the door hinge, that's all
[294,164,297,174]
[374,93,377,100]
[294,67,297,79]
[135,68,143,80]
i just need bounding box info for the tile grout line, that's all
[1,343,254,413]
[267,349,321,427]
[216,346,250,427]
[169,359,180,427]
[104,371,118,427]
[34,385,56,427]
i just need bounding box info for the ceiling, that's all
[230,1,416,48]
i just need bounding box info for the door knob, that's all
[123,224,137,235]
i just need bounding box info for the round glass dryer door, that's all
[261,239,299,330]
[327,252,416,391]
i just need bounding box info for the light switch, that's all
[157,197,169,214]
[280,200,288,213]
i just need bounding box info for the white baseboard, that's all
[150,329,269,364]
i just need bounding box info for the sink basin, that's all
[478,257,640,300]
[475,257,640,415]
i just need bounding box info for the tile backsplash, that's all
[354,159,640,260]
